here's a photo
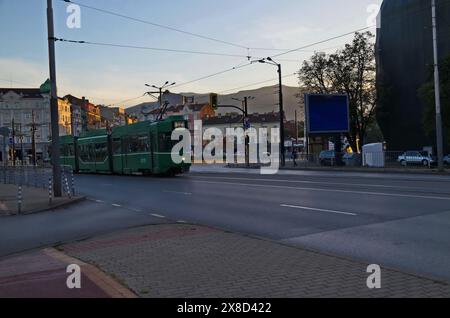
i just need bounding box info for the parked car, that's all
[319,150,336,166]
[397,151,434,166]
[444,155,450,166]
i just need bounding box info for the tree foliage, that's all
[298,32,377,151]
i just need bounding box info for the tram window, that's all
[95,143,107,162]
[79,144,89,162]
[137,135,149,152]
[113,138,121,154]
[128,135,139,153]
[158,133,173,152]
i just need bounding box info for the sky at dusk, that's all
[0,0,382,107]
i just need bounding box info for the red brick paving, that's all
[0,251,109,298]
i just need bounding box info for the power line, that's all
[55,38,252,58]
[270,25,375,58]
[57,0,374,55]
[218,73,298,94]
[59,0,249,50]
[171,61,255,90]
[171,26,377,90]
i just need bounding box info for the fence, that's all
[284,151,444,170]
[0,164,76,195]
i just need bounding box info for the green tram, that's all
[60,116,191,176]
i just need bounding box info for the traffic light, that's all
[210,93,218,110]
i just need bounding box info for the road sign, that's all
[305,94,350,134]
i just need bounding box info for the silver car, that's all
[444,155,450,166]
[397,151,434,166]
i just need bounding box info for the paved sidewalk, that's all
[0,248,135,298]
[0,184,83,216]
[60,224,450,298]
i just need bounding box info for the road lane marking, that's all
[95,199,104,203]
[281,204,357,216]
[162,190,193,196]
[177,220,187,223]
[186,180,450,201]
[190,175,436,192]
[112,204,122,207]
[151,213,166,218]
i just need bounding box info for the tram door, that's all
[150,133,155,172]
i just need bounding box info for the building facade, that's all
[0,88,51,162]
[376,0,450,151]
[58,97,72,136]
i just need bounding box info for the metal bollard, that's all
[48,177,53,205]
[71,171,75,196]
[64,175,71,199]
[17,185,22,215]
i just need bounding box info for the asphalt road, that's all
[2,166,450,282]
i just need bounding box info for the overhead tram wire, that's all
[54,38,253,58]
[218,73,298,94]
[171,25,379,90]
[59,0,249,50]
[57,0,373,56]
[52,25,381,94]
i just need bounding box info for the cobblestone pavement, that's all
[61,224,450,298]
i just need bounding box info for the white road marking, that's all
[177,220,187,223]
[186,180,450,201]
[151,213,166,218]
[191,175,433,192]
[281,204,357,216]
[112,204,122,207]
[162,190,193,196]
[95,199,104,203]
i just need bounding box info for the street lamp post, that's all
[257,57,286,167]
[145,81,176,121]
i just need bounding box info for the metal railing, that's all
[285,151,445,170]
[0,164,76,195]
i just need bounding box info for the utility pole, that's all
[277,63,286,167]
[257,57,286,166]
[11,118,15,166]
[243,97,249,167]
[431,0,444,171]
[47,0,62,196]
[145,82,176,121]
[31,110,37,166]
[19,123,24,166]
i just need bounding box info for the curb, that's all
[226,164,450,176]
[1,196,87,217]
[43,248,137,298]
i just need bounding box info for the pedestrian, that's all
[292,149,298,167]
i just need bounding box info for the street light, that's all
[145,81,176,108]
[256,57,286,167]
[144,81,176,121]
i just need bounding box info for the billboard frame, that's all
[305,93,350,135]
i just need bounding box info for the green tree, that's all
[419,55,450,149]
[298,32,377,151]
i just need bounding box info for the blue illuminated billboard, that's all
[305,94,350,134]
